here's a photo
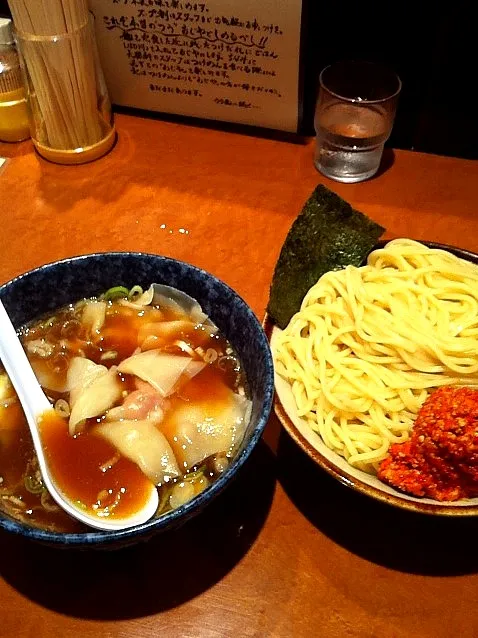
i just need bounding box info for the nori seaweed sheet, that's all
[267,184,385,329]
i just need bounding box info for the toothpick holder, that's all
[14,15,115,164]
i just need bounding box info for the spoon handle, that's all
[0,299,51,417]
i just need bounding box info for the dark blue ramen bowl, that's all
[0,253,274,548]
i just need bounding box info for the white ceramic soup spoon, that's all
[0,299,159,531]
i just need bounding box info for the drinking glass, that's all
[314,61,401,183]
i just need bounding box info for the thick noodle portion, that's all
[274,239,478,474]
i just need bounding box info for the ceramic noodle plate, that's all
[265,241,478,516]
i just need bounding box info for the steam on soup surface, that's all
[0,285,251,532]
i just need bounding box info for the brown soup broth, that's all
[0,294,247,532]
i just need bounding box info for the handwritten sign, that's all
[89,0,303,132]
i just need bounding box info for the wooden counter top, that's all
[1,114,478,638]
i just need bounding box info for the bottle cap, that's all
[0,18,13,46]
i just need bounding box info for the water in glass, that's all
[314,102,390,183]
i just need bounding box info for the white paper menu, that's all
[89,0,303,132]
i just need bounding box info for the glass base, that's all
[314,158,379,183]
[33,126,116,165]
[314,142,383,184]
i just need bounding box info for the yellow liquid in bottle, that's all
[0,87,30,142]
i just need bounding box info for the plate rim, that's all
[264,239,478,517]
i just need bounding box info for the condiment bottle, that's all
[0,17,29,143]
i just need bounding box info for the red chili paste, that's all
[378,386,478,501]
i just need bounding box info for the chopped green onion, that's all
[103,286,129,301]
[128,285,144,301]
[24,474,44,494]
[156,485,172,515]
[100,350,118,361]
[183,466,206,482]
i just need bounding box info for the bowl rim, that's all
[0,251,275,545]
[264,239,478,517]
